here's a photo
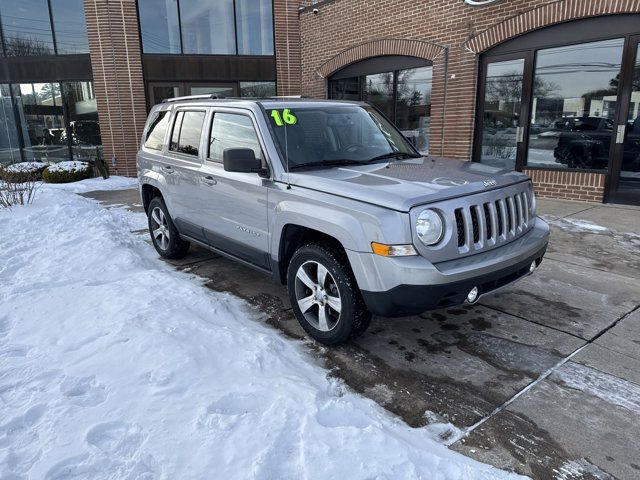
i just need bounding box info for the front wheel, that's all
[147,197,190,259]
[287,243,371,345]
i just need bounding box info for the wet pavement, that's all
[83,189,640,480]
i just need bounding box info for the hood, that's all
[286,157,529,212]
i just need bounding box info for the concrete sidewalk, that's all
[82,189,640,480]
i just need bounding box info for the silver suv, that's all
[137,97,549,345]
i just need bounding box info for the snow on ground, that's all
[0,178,523,480]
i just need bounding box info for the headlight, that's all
[416,209,444,246]
[529,185,537,217]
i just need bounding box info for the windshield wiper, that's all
[289,159,369,170]
[368,152,422,162]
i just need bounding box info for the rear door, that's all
[163,108,207,240]
[194,108,271,269]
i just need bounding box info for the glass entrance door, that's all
[609,37,640,205]
[475,55,530,170]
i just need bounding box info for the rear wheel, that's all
[287,243,371,345]
[147,197,190,259]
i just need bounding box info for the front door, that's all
[474,53,532,171]
[609,36,640,205]
[196,109,271,270]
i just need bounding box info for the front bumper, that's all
[348,218,549,317]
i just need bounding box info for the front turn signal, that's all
[371,242,417,257]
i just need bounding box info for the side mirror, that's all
[223,148,264,174]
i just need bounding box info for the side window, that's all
[144,111,169,150]
[169,110,205,156]
[209,112,264,164]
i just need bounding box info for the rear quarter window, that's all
[170,110,206,156]
[144,110,170,151]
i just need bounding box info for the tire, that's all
[287,243,371,345]
[147,196,190,259]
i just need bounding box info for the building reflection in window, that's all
[236,0,274,55]
[137,0,182,54]
[479,59,524,170]
[50,0,90,54]
[239,82,276,97]
[16,83,68,161]
[1,0,55,55]
[63,82,102,160]
[396,66,432,155]
[527,38,624,170]
[180,0,236,54]
[329,65,433,156]
[0,85,21,163]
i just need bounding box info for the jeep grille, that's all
[454,189,532,254]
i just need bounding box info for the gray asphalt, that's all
[82,188,640,480]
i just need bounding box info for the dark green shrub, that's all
[42,161,93,183]
[0,162,49,183]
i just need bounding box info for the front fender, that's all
[269,195,412,256]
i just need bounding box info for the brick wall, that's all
[297,0,640,202]
[84,0,147,177]
[274,0,303,95]
[524,169,606,202]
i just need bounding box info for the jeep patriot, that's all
[137,97,549,345]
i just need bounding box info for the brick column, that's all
[84,0,147,177]
[274,0,302,96]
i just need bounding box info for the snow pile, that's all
[3,161,49,173]
[46,160,91,173]
[0,179,522,480]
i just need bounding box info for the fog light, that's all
[466,287,479,304]
[529,261,536,273]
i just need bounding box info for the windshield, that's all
[265,104,420,170]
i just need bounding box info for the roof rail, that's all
[162,93,227,103]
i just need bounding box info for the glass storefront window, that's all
[0,81,102,163]
[329,63,432,155]
[0,85,21,164]
[239,81,276,98]
[396,66,432,155]
[363,72,394,120]
[137,0,181,54]
[479,59,524,170]
[526,38,625,170]
[329,77,360,101]
[189,85,235,97]
[50,0,89,54]
[180,0,236,55]
[16,83,68,161]
[62,82,102,160]
[235,0,274,55]
[1,0,55,56]
[618,46,640,198]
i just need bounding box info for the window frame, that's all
[167,107,207,160]
[205,107,271,175]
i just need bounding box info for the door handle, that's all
[162,165,174,174]
[616,124,626,144]
[202,175,217,186]
[516,126,525,143]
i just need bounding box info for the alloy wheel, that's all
[294,260,342,332]
[150,206,170,250]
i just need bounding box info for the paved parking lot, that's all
[84,189,640,480]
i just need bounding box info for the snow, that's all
[3,162,50,173]
[45,160,91,174]
[0,179,522,480]
[542,215,609,233]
